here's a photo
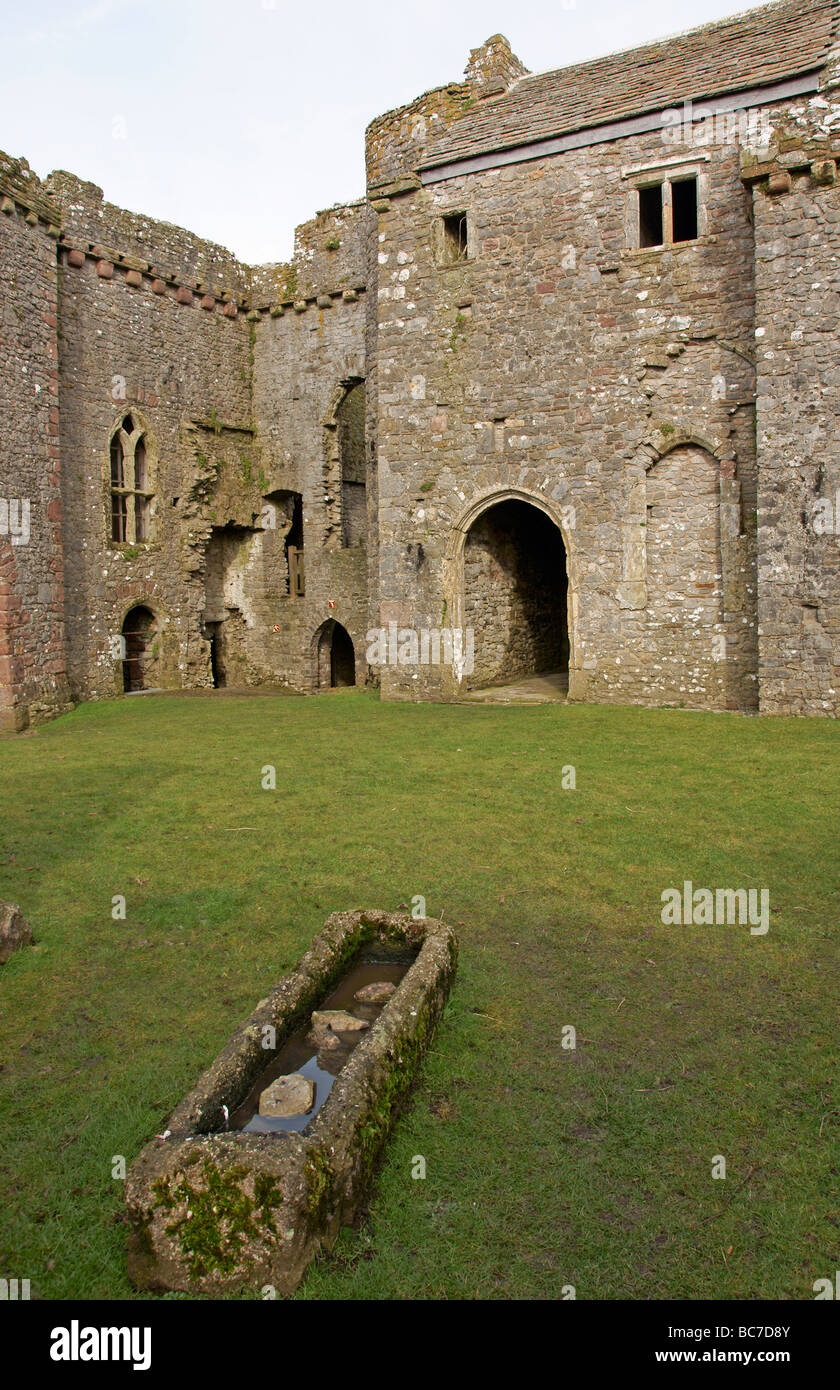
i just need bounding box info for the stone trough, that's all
[125,909,457,1296]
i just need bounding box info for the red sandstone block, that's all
[46,500,62,521]
[536,280,555,295]
[200,294,215,311]
[126,269,143,287]
[223,301,237,318]
[151,279,166,294]
[67,249,85,268]
[96,260,114,278]
[175,286,193,305]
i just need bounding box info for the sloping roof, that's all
[421,0,838,171]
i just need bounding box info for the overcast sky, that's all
[0,0,768,265]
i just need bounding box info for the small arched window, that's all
[109,413,154,544]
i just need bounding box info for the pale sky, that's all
[0,0,769,265]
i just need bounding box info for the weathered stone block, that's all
[125,910,457,1296]
[811,159,837,187]
[768,171,793,196]
[0,902,32,965]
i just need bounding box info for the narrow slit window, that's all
[442,212,468,263]
[639,184,664,248]
[672,177,698,243]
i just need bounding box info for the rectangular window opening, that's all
[111,496,127,544]
[135,495,150,543]
[638,184,664,248]
[442,212,468,263]
[672,177,698,243]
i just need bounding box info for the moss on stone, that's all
[152,1160,283,1281]
[303,1148,335,1228]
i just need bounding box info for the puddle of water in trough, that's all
[227,945,417,1136]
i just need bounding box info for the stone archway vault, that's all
[443,487,579,696]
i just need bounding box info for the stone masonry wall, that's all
[4,22,839,722]
[747,84,840,716]
[249,203,373,690]
[49,172,254,702]
[368,110,759,709]
[0,153,71,730]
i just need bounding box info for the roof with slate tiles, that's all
[420,0,839,172]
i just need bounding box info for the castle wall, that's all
[0,155,70,729]
[48,172,255,702]
[3,14,838,723]
[748,91,840,716]
[249,202,373,690]
[368,116,759,709]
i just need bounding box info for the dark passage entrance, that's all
[314,620,356,689]
[122,605,157,692]
[464,500,568,689]
[205,620,224,688]
[330,624,356,687]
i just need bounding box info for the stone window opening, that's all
[435,211,472,266]
[639,184,664,248]
[634,175,700,249]
[672,177,699,243]
[337,381,367,549]
[286,493,305,595]
[262,489,305,595]
[443,212,468,261]
[109,413,154,544]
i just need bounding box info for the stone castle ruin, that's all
[1,0,839,730]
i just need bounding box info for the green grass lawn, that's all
[0,689,837,1300]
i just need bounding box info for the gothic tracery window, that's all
[109,414,154,543]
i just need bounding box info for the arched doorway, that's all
[313,620,356,689]
[463,499,569,690]
[121,605,158,692]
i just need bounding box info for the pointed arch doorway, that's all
[121,605,158,692]
[313,620,356,689]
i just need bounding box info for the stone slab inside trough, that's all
[125,909,457,1295]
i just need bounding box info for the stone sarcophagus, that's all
[125,910,457,1296]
